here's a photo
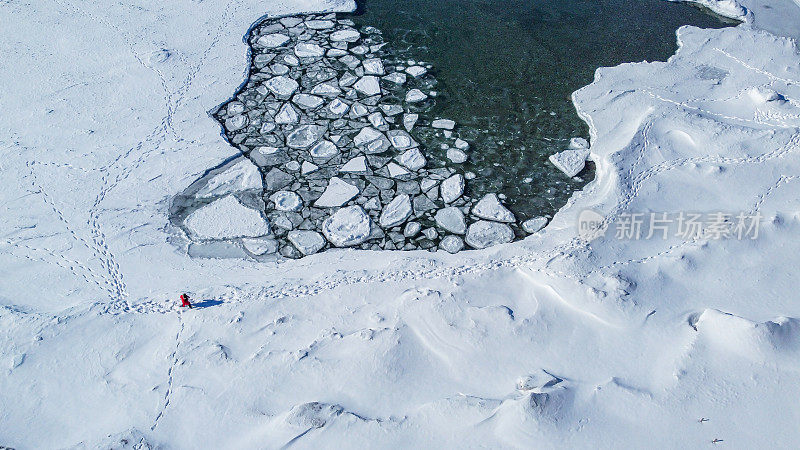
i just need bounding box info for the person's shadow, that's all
[192,299,223,309]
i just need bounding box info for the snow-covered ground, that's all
[2,0,799,447]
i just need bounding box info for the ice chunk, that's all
[465,220,514,249]
[314,177,360,207]
[398,148,426,171]
[353,127,384,146]
[423,227,438,240]
[264,76,299,99]
[387,130,417,150]
[184,195,270,240]
[270,63,289,75]
[330,28,361,42]
[286,124,326,149]
[340,71,358,87]
[380,104,404,116]
[368,111,386,128]
[196,160,262,198]
[413,195,436,213]
[226,101,245,116]
[322,206,372,247]
[349,101,368,118]
[403,113,418,131]
[569,137,589,150]
[387,162,410,178]
[242,237,278,256]
[446,148,467,164]
[439,235,464,253]
[269,191,303,212]
[263,168,293,191]
[353,127,390,154]
[224,115,247,131]
[311,82,342,97]
[440,174,464,203]
[405,65,427,77]
[250,146,287,167]
[404,221,421,237]
[405,89,428,103]
[353,76,381,96]
[362,58,385,75]
[383,72,407,85]
[305,19,335,30]
[292,93,324,110]
[309,140,339,159]
[379,194,412,228]
[294,42,325,58]
[287,230,326,255]
[434,207,466,234]
[473,194,515,223]
[522,217,548,234]
[257,33,290,48]
[326,98,350,116]
[275,103,299,124]
[340,156,367,173]
[432,119,455,130]
[549,147,590,177]
[301,161,319,175]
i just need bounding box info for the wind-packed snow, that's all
[2,0,800,447]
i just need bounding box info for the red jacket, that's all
[180,294,191,307]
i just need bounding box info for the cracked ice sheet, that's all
[2,0,800,448]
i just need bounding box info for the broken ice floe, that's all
[549,137,590,178]
[198,12,563,258]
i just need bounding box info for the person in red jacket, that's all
[180,293,193,309]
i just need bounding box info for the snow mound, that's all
[486,386,575,446]
[243,401,382,448]
[285,402,344,429]
[516,370,563,392]
[692,309,800,361]
[183,195,269,240]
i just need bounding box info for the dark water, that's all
[346,0,733,219]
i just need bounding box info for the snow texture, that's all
[3,0,800,448]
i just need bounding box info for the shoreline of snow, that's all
[669,0,750,21]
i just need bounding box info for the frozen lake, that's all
[198,2,735,257]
